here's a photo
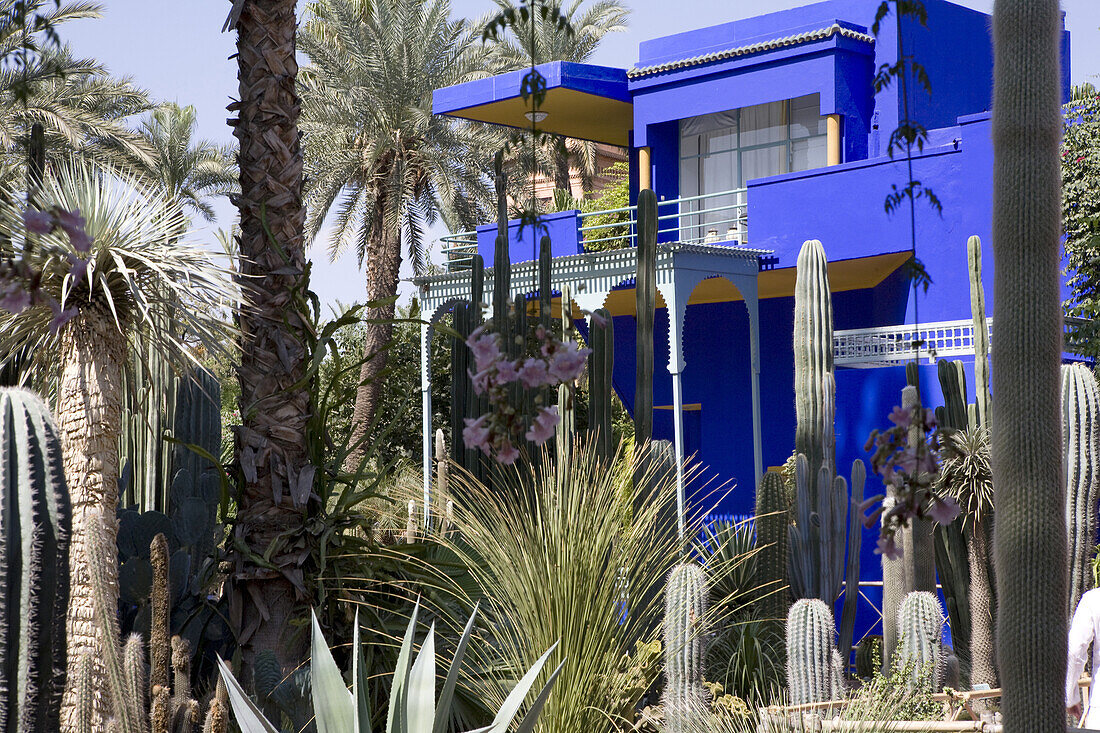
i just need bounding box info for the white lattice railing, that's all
[834,318,993,367]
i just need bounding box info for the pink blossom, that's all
[548,342,589,382]
[67,227,93,254]
[47,297,77,335]
[23,209,53,235]
[517,357,550,388]
[525,406,560,444]
[928,495,961,525]
[469,367,492,395]
[0,285,32,314]
[496,359,519,384]
[887,406,910,427]
[54,209,86,237]
[466,327,501,372]
[589,310,608,328]
[462,415,491,453]
[862,504,885,530]
[875,535,903,560]
[496,440,519,465]
[67,253,89,285]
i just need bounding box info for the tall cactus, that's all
[171,369,222,566]
[635,189,658,447]
[1062,363,1100,616]
[0,388,72,733]
[663,562,710,732]
[968,236,992,428]
[899,385,937,595]
[990,1,1066,730]
[794,239,835,482]
[754,471,789,623]
[588,308,614,462]
[838,460,865,670]
[895,591,945,693]
[786,598,844,705]
[788,451,851,606]
[556,284,576,462]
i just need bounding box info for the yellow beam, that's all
[639,146,652,190]
[827,114,841,166]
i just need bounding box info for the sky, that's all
[62,0,1100,313]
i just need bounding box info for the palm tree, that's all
[224,0,315,677]
[0,1,153,188]
[298,0,498,459]
[136,102,237,225]
[0,160,237,731]
[486,0,629,194]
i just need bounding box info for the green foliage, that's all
[318,302,452,467]
[1062,89,1100,357]
[217,603,562,733]
[849,657,942,722]
[437,440,691,732]
[0,387,71,733]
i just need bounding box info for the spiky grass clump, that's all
[440,439,699,732]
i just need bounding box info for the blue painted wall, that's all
[476,209,582,267]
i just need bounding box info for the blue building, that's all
[414,0,1078,634]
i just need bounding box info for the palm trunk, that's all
[968,520,997,690]
[229,0,313,676]
[58,311,126,732]
[346,218,401,470]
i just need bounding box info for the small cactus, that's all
[895,591,945,693]
[854,636,883,679]
[663,562,710,732]
[786,598,844,705]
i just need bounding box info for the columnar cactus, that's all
[793,239,835,482]
[588,308,614,462]
[450,255,485,479]
[556,284,576,461]
[663,562,710,732]
[171,368,222,565]
[854,636,882,680]
[990,1,1066,729]
[786,598,844,705]
[0,388,72,733]
[635,188,658,447]
[1061,363,1100,616]
[754,471,789,622]
[895,591,946,693]
[880,489,904,674]
[968,235,992,428]
[899,386,937,596]
[838,459,865,669]
[788,451,848,605]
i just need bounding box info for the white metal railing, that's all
[833,318,992,367]
[577,187,748,250]
[835,316,1092,367]
[436,187,749,272]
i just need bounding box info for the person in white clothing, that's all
[1067,587,1100,727]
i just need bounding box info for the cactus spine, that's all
[990,1,1066,729]
[895,591,946,693]
[663,562,709,732]
[786,598,844,705]
[588,308,614,462]
[635,189,658,447]
[1062,363,1100,615]
[0,388,72,733]
[754,471,789,622]
[788,451,851,606]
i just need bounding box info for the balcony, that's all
[438,187,749,273]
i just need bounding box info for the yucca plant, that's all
[218,601,562,733]
[0,158,238,729]
[438,439,703,732]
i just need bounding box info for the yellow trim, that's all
[443,87,632,146]
[639,147,652,190]
[827,114,842,166]
[654,403,702,411]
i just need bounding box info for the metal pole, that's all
[420,321,432,529]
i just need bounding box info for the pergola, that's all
[413,242,768,534]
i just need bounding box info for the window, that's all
[678,94,828,243]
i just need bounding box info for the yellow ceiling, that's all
[524,251,911,319]
[443,87,633,146]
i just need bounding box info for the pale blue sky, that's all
[62,0,1100,312]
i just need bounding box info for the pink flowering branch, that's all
[862,399,960,558]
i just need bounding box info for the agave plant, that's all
[218,601,563,733]
[0,158,238,728]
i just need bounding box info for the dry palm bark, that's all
[227,0,313,673]
[58,310,127,732]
